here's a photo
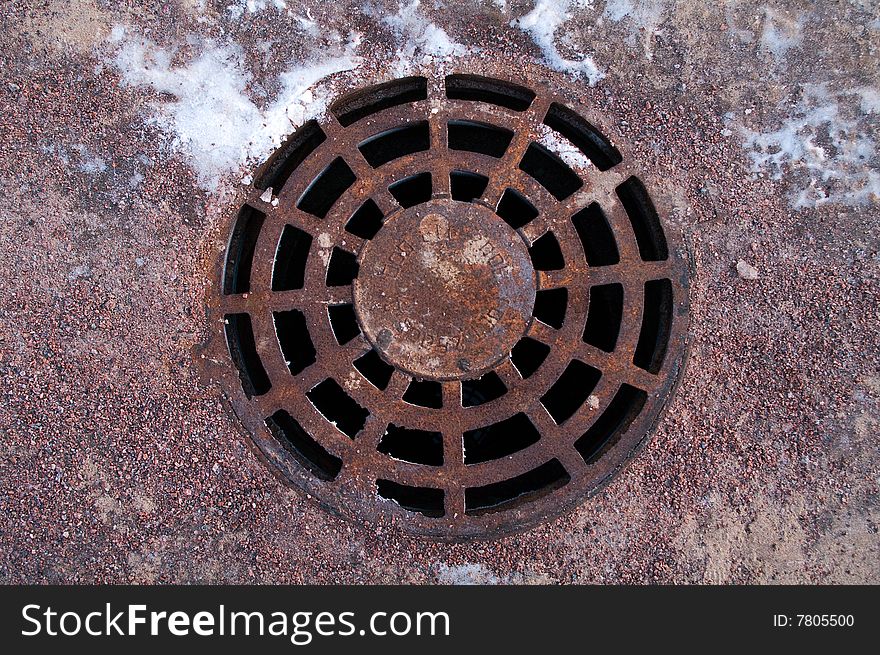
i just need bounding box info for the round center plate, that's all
[354,199,536,380]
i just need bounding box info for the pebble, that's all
[736,260,759,280]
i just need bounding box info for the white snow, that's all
[42,143,109,175]
[226,0,287,19]
[108,26,361,192]
[435,563,501,585]
[759,7,805,60]
[740,83,880,208]
[381,0,474,74]
[602,0,665,59]
[855,87,880,114]
[603,0,632,21]
[537,125,593,171]
[512,0,604,84]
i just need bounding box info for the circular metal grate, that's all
[201,73,690,539]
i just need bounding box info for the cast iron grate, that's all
[203,73,690,539]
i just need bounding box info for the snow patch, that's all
[108,26,361,192]
[226,0,287,19]
[380,0,474,75]
[537,125,594,171]
[513,0,604,84]
[856,87,880,114]
[435,563,501,585]
[42,143,108,175]
[740,84,880,208]
[759,7,805,60]
[603,0,631,21]
[602,0,665,59]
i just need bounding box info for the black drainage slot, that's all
[345,199,384,240]
[461,371,507,407]
[572,202,619,266]
[326,247,359,286]
[272,224,312,291]
[353,349,395,390]
[584,283,623,353]
[224,205,265,295]
[224,313,270,398]
[540,359,601,425]
[377,479,445,517]
[465,459,569,515]
[274,309,316,375]
[265,409,342,481]
[510,336,551,379]
[575,384,647,464]
[543,103,622,172]
[633,278,673,373]
[297,157,356,218]
[307,378,369,438]
[445,74,536,112]
[496,188,539,229]
[450,170,489,202]
[616,176,668,261]
[327,304,361,345]
[378,424,443,466]
[519,142,583,200]
[331,77,428,127]
[403,379,443,408]
[463,412,540,464]
[389,172,432,207]
[448,120,514,158]
[254,120,326,191]
[533,287,568,329]
[529,231,564,270]
[358,122,430,168]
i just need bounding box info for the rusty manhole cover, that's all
[200,73,690,539]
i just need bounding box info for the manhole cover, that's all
[200,73,690,540]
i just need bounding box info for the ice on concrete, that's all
[226,0,287,19]
[41,143,108,176]
[740,83,880,208]
[108,26,361,192]
[856,87,880,114]
[513,0,604,84]
[759,7,805,60]
[381,0,474,74]
[435,563,501,585]
[602,0,665,59]
[72,144,108,175]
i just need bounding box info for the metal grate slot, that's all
[358,122,430,167]
[445,74,536,111]
[463,413,540,464]
[255,120,326,191]
[377,479,445,517]
[378,424,444,466]
[465,459,570,515]
[273,224,312,291]
[331,77,428,127]
[307,379,369,438]
[224,205,265,295]
[224,313,271,398]
[274,309,316,375]
[266,410,342,481]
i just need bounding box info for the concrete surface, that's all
[0,0,877,583]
